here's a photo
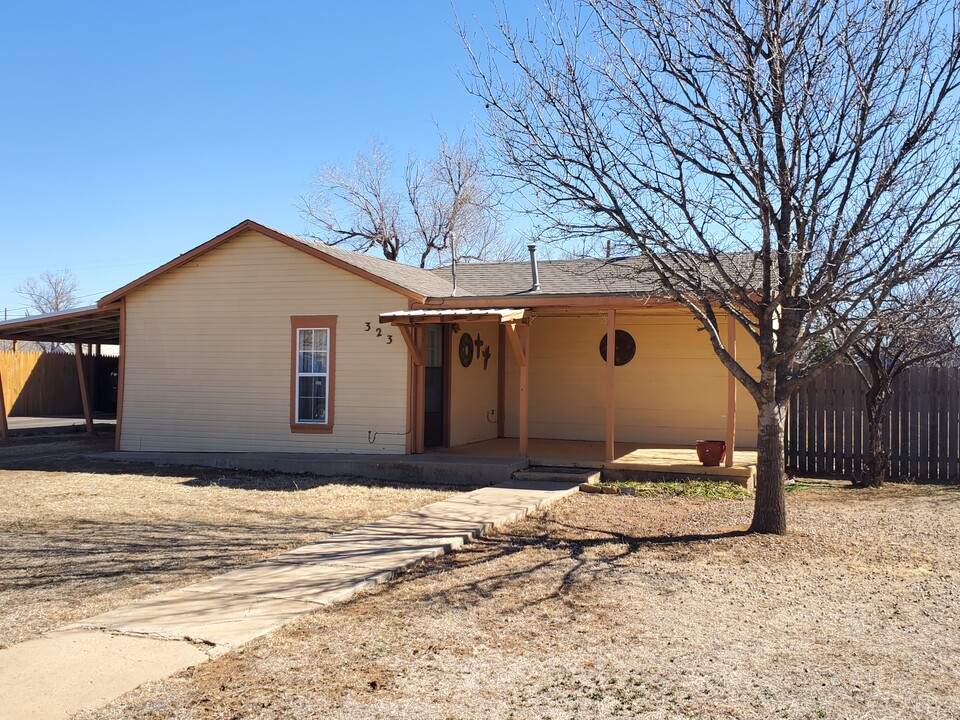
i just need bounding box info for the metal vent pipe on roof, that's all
[527,243,541,292]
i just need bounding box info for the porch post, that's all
[725,313,737,467]
[0,365,8,441]
[411,326,426,454]
[497,325,505,438]
[504,320,530,458]
[605,309,616,462]
[397,325,426,453]
[74,342,94,434]
[518,322,530,458]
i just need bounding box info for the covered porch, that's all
[381,301,758,475]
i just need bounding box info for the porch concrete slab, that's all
[0,629,206,720]
[72,591,321,654]
[95,450,528,486]
[439,438,758,483]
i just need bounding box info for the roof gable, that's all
[97,220,458,306]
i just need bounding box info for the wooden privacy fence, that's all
[0,350,84,416]
[786,364,960,483]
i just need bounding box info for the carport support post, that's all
[74,342,94,434]
[0,367,8,441]
[605,310,616,462]
[725,314,737,468]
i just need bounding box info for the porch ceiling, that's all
[0,304,121,344]
[379,307,527,325]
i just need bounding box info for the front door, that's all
[423,324,445,448]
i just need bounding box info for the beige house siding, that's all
[120,230,410,453]
[503,311,760,447]
[448,321,500,446]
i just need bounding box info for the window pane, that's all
[298,351,327,374]
[297,376,327,423]
[299,328,328,353]
[298,329,315,353]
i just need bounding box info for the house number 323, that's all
[364,322,392,344]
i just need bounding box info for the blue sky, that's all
[0,1,539,318]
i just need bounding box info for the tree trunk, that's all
[859,402,890,488]
[750,400,788,535]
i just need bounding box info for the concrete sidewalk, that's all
[5,415,116,436]
[0,479,579,720]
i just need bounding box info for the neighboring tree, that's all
[300,131,511,267]
[15,269,79,315]
[463,0,960,533]
[842,278,960,488]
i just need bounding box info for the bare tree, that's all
[464,0,960,533]
[842,277,960,488]
[15,269,79,315]
[300,132,512,267]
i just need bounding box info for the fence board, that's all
[852,368,864,478]
[947,368,960,483]
[919,369,931,481]
[933,369,941,480]
[949,369,959,482]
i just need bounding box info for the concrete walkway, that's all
[6,415,116,436]
[0,479,578,720]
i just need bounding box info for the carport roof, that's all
[0,304,121,344]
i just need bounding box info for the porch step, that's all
[512,466,601,485]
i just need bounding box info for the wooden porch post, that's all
[0,365,8,441]
[414,326,426,453]
[504,321,530,458]
[398,324,426,453]
[74,342,94,434]
[497,324,505,438]
[725,313,737,467]
[518,323,530,458]
[605,310,616,462]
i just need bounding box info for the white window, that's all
[296,327,329,424]
[290,316,337,433]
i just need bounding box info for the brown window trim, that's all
[290,315,337,434]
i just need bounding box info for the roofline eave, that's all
[415,292,679,309]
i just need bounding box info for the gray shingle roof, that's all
[296,239,461,298]
[431,253,760,298]
[431,257,655,296]
[293,227,757,300]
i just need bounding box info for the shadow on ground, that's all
[0,432,472,493]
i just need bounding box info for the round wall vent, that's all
[599,329,636,366]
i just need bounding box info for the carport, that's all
[0,304,122,441]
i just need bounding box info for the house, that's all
[0,220,759,470]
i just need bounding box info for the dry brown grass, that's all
[0,435,459,648]
[80,482,960,720]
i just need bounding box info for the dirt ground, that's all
[73,479,960,720]
[0,434,458,648]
